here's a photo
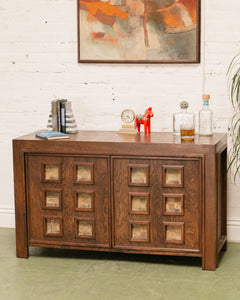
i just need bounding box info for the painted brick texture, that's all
[0,0,240,238]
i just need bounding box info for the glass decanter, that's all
[173,101,194,134]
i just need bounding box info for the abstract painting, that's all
[77,0,200,63]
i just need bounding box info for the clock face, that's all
[121,109,135,123]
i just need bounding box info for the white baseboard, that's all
[0,208,240,242]
[227,218,240,242]
[0,208,15,228]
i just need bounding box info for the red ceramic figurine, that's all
[135,107,154,134]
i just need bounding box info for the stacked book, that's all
[36,131,69,140]
[47,99,78,134]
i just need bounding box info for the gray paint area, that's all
[146,29,197,61]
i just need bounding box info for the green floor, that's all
[1,228,240,300]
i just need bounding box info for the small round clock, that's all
[121,109,135,124]
[119,109,137,134]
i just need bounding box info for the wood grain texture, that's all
[13,131,227,270]
[26,155,110,248]
[113,157,201,251]
[13,140,29,258]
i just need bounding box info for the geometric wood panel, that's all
[43,216,63,237]
[42,189,62,209]
[128,164,149,186]
[74,163,94,184]
[113,157,201,252]
[129,192,150,215]
[163,194,184,215]
[75,190,95,211]
[130,221,150,242]
[42,163,61,182]
[75,218,95,239]
[163,166,184,187]
[164,222,184,244]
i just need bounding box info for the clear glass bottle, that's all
[198,94,213,136]
[173,101,195,141]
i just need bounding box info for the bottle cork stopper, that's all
[203,94,210,100]
[180,101,189,109]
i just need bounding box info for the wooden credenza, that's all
[13,131,227,270]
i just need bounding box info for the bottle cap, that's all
[203,94,210,100]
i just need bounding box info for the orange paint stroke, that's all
[157,1,179,13]
[87,11,98,23]
[178,0,197,24]
[157,0,197,26]
[103,36,118,43]
[80,0,128,20]
[162,11,184,28]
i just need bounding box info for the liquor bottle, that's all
[198,95,213,136]
[173,101,195,141]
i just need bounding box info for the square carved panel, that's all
[163,194,184,215]
[76,218,95,239]
[163,166,184,187]
[164,222,184,244]
[44,217,62,236]
[43,190,61,209]
[128,164,149,186]
[74,163,94,184]
[43,164,61,181]
[76,191,94,211]
[129,193,150,214]
[130,222,150,242]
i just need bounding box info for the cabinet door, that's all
[112,157,202,253]
[26,155,110,248]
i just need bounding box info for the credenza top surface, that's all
[14,130,227,147]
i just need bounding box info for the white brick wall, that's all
[0,0,240,240]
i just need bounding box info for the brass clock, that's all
[121,109,135,124]
[119,109,137,134]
